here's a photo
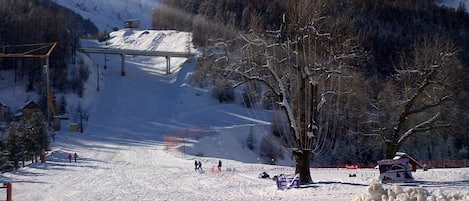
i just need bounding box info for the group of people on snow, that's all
[68,153,78,163]
[194,159,223,173]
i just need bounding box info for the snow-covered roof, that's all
[21,100,38,110]
[393,152,424,168]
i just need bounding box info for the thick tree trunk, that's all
[385,142,400,159]
[293,149,312,184]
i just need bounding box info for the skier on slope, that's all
[218,160,222,172]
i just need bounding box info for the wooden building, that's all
[21,101,43,118]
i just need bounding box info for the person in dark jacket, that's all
[218,160,222,171]
[198,160,202,171]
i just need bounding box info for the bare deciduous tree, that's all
[376,36,461,159]
[208,0,361,183]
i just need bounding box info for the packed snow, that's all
[1,29,468,200]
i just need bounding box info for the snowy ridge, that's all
[53,0,469,34]
[55,0,159,31]
[439,0,469,12]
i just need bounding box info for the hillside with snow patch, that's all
[439,0,469,12]
[1,1,469,199]
[55,0,159,31]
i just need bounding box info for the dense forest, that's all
[0,0,98,171]
[0,0,98,95]
[153,0,469,165]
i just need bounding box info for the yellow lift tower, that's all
[0,42,57,156]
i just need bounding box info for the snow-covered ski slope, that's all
[1,29,468,200]
[103,29,194,75]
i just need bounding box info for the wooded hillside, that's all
[0,0,97,94]
[153,0,469,165]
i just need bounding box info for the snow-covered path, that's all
[5,135,377,201]
[7,137,468,201]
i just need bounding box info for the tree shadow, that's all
[315,181,369,187]
[400,179,469,188]
[281,181,369,190]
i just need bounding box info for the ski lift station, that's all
[124,19,141,29]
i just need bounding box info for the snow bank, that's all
[353,182,469,201]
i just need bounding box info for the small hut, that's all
[124,19,141,29]
[377,158,414,183]
[14,100,46,124]
[21,101,43,118]
[393,152,424,172]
